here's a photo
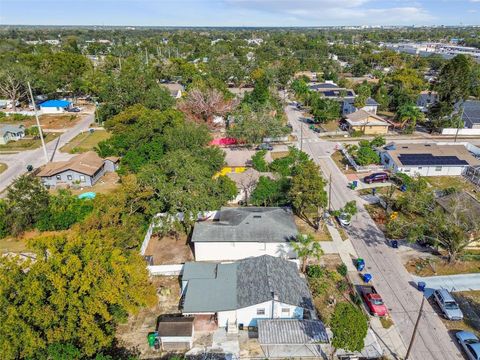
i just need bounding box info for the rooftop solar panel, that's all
[398,153,469,166]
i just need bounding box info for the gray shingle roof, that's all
[258,319,329,344]
[182,255,314,313]
[0,124,24,136]
[462,100,480,127]
[237,255,314,310]
[191,207,298,243]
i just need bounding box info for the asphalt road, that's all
[286,103,464,360]
[0,112,94,193]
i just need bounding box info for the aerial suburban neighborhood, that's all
[1,3,480,360]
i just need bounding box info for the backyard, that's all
[0,133,60,151]
[426,176,480,200]
[60,129,111,154]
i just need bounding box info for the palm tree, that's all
[291,233,323,273]
[395,103,424,133]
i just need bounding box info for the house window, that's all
[80,175,85,182]
[435,166,442,171]
[256,308,265,316]
[403,169,410,173]
[56,175,61,180]
[281,308,290,316]
[67,175,73,180]
[418,167,423,170]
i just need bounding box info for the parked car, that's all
[456,331,480,360]
[337,212,351,227]
[433,289,463,320]
[68,107,81,113]
[257,143,273,151]
[363,172,389,184]
[359,285,388,316]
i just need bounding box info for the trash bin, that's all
[417,281,426,292]
[400,184,407,192]
[372,188,377,196]
[352,180,358,189]
[356,258,365,271]
[147,332,158,347]
[391,240,399,248]
[363,273,372,283]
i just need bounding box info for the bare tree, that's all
[178,88,238,127]
[0,66,30,111]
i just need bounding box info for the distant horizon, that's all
[1,1,480,28]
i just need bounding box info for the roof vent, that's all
[253,215,262,219]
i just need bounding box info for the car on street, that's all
[363,172,389,184]
[336,212,351,227]
[359,285,388,316]
[456,331,480,360]
[433,289,464,320]
[256,143,273,151]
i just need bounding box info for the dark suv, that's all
[363,172,389,184]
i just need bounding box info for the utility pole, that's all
[405,295,426,360]
[454,105,465,143]
[328,173,332,212]
[300,122,303,151]
[27,82,49,164]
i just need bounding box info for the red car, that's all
[360,286,388,316]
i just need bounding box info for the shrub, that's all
[331,302,368,352]
[351,130,363,137]
[370,135,386,147]
[355,146,379,166]
[307,265,325,278]
[337,279,349,292]
[337,263,348,277]
[251,150,268,172]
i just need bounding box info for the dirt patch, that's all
[331,151,357,175]
[116,276,182,358]
[0,162,6,174]
[239,331,263,358]
[270,151,289,160]
[62,172,120,196]
[406,257,480,276]
[0,229,70,254]
[144,234,194,265]
[364,204,387,230]
[294,216,332,241]
[320,120,340,132]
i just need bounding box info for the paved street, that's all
[413,273,480,293]
[286,103,464,360]
[0,112,94,193]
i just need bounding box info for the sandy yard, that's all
[65,172,120,196]
[144,234,194,265]
[116,276,183,358]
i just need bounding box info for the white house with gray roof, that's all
[181,255,315,329]
[191,207,298,261]
[0,124,25,145]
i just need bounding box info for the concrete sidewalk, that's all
[413,273,480,292]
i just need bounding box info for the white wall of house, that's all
[40,106,65,114]
[363,105,378,114]
[381,151,467,176]
[194,241,296,261]
[160,336,193,348]
[216,301,303,328]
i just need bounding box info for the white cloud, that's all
[225,0,435,25]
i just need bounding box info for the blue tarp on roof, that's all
[40,100,71,108]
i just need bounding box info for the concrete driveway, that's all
[286,102,464,360]
[0,112,94,193]
[413,273,480,293]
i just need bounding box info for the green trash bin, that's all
[147,332,157,347]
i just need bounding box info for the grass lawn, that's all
[0,237,27,253]
[331,150,357,174]
[406,255,480,276]
[295,216,332,241]
[60,130,111,154]
[0,133,60,152]
[320,120,340,132]
[426,176,480,200]
[0,162,6,174]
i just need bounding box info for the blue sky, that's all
[1,0,480,27]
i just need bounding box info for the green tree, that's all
[331,302,368,353]
[250,176,290,207]
[0,232,156,359]
[289,160,328,230]
[251,150,269,172]
[395,103,424,133]
[355,146,379,166]
[5,175,49,236]
[291,233,323,273]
